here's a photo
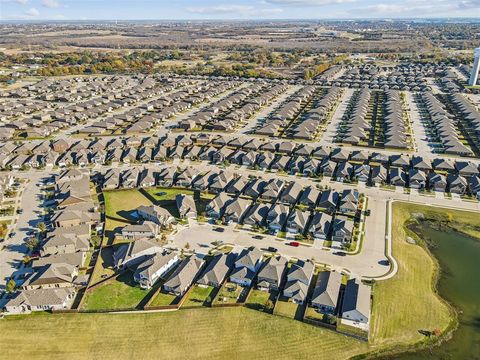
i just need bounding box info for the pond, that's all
[391,224,480,359]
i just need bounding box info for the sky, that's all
[1,0,480,21]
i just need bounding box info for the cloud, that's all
[24,7,39,17]
[41,0,59,8]
[263,0,356,5]
[186,4,283,16]
[16,0,28,4]
[347,0,480,17]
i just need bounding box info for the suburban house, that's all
[311,271,342,314]
[308,212,332,240]
[285,208,310,235]
[230,248,263,287]
[137,205,175,227]
[256,255,287,291]
[197,253,235,288]
[3,287,76,314]
[175,194,197,219]
[121,221,159,240]
[341,278,372,330]
[163,256,205,296]
[133,250,179,289]
[332,218,354,245]
[266,203,290,233]
[283,260,314,305]
[21,263,77,291]
[113,238,164,269]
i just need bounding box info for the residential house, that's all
[311,271,342,314]
[283,260,314,305]
[163,256,205,296]
[256,255,287,292]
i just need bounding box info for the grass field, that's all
[82,272,149,311]
[370,202,454,348]
[0,308,369,360]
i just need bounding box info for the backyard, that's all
[213,282,248,305]
[81,271,150,311]
[182,285,215,307]
[245,289,274,313]
[273,297,301,320]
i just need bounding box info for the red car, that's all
[289,241,300,247]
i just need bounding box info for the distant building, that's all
[469,48,480,86]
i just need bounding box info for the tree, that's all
[185,242,191,250]
[37,222,46,233]
[25,237,39,251]
[6,279,16,293]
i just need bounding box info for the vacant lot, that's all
[82,272,149,311]
[370,202,454,348]
[0,308,369,360]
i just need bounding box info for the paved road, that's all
[0,173,45,293]
[2,159,480,285]
[319,88,354,146]
[237,85,302,135]
[405,91,434,157]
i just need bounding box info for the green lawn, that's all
[103,189,154,243]
[274,297,299,319]
[304,306,331,323]
[143,187,195,202]
[213,282,246,305]
[245,289,274,313]
[89,246,116,285]
[82,271,149,311]
[370,202,454,348]
[148,290,177,307]
[182,285,214,307]
[0,308,369,360]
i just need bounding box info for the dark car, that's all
[267,246,278,252]
[16,209,23,214]
[213,227,224,232]
[9,232,16,238]
[334,251,346,256]
[253,235,264,240]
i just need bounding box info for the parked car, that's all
[9,232,16,238]
[16,209,23,214]
[267,246,278,252]
[288,241,300,247]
